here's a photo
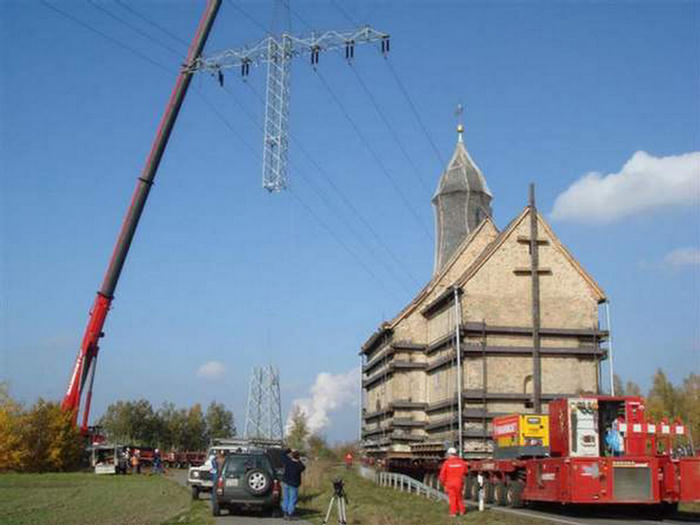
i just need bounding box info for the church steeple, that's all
[432,112,493,275]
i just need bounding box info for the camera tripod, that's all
[322,483,348,525]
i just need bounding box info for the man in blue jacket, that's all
[281,449,306,520]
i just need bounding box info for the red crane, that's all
[61,0,222,433]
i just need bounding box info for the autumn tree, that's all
[286,405,309,452]
[0,389,82,472]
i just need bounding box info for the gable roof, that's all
[387,216,499,328]
[455,206,606,302]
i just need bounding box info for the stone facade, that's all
[360,134,607,457]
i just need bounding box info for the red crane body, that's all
[61,0,222,432]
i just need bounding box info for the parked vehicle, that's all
[211,449,282,517]
[188,438,283,500]
[90,444,128,475]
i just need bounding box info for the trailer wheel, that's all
[506,480,524,508]
[464,476,475,501]
[493,480,507,506]
[468,476,479,501]
[483,479,495,504]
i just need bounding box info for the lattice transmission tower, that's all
[244,365,284,440]
[190,17,389,192]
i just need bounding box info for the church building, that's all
[360,122,609,457]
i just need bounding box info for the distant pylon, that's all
[244,364,283,440]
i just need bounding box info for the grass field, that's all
[297,463,542,525]
[0,472,211,525]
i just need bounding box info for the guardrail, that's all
[376,470,447,501]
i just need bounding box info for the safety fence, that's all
[375,470,447,501]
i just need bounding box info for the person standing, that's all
[152,448,162,474]
[438,447,468,517]
[281,449,306,520]
[209,452,221,505]
[344,452,353,470]
[130,448,140,475]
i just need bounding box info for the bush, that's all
[0,389,83,472]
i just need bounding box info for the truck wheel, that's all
[660,502,678,517]
[493,481,507,506]
[191,486,199,500]
[482,479,495,504]
[506,480,524,508]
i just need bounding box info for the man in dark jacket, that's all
[281,449,306,520]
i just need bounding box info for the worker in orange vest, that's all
[438,447,468,516]
[344,452,353,470]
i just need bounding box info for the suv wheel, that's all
[245,468,271,496]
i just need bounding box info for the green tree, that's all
[307,434,335,460]
[286,406,309,452]
[205,401,236,441]
[647,368,681,421]
[181,404,207,451]
[98,399,158,445]
[679,373,699,447]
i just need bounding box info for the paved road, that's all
[486,502,700,525]
[168,469,311,525]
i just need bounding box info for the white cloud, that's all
[196,360,226,380]
[662,247,700,269]
[551,151,700,223]
[286,367,359,435]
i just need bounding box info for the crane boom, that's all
[62,0,222,432]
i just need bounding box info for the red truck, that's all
[464,395,699,513]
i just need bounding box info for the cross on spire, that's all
[455,103,465,142]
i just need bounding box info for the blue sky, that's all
[1,0,698,441]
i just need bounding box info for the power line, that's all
[216,81,416,292]
[43,0,412,299]
[232,80,420,288]
[287,187,403,304]
[224,0,270,35]
[348,62,432,194]
[314,68,433,241]
[384,58,445,168]
[86,0,184,59]
[289,3,431,198]
[41,0,174,75]
[330,0,359,27]
[113,0,192,49]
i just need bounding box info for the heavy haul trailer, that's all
[465,395,700,511]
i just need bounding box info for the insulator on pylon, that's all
[345,41,355,61]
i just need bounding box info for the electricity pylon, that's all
[190,26,390,192]
[244,365,283,440]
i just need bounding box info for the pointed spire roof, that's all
[432,127,492,201]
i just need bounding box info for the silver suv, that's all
[188,445,236,499]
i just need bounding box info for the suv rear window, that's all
[223,454,272,477]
